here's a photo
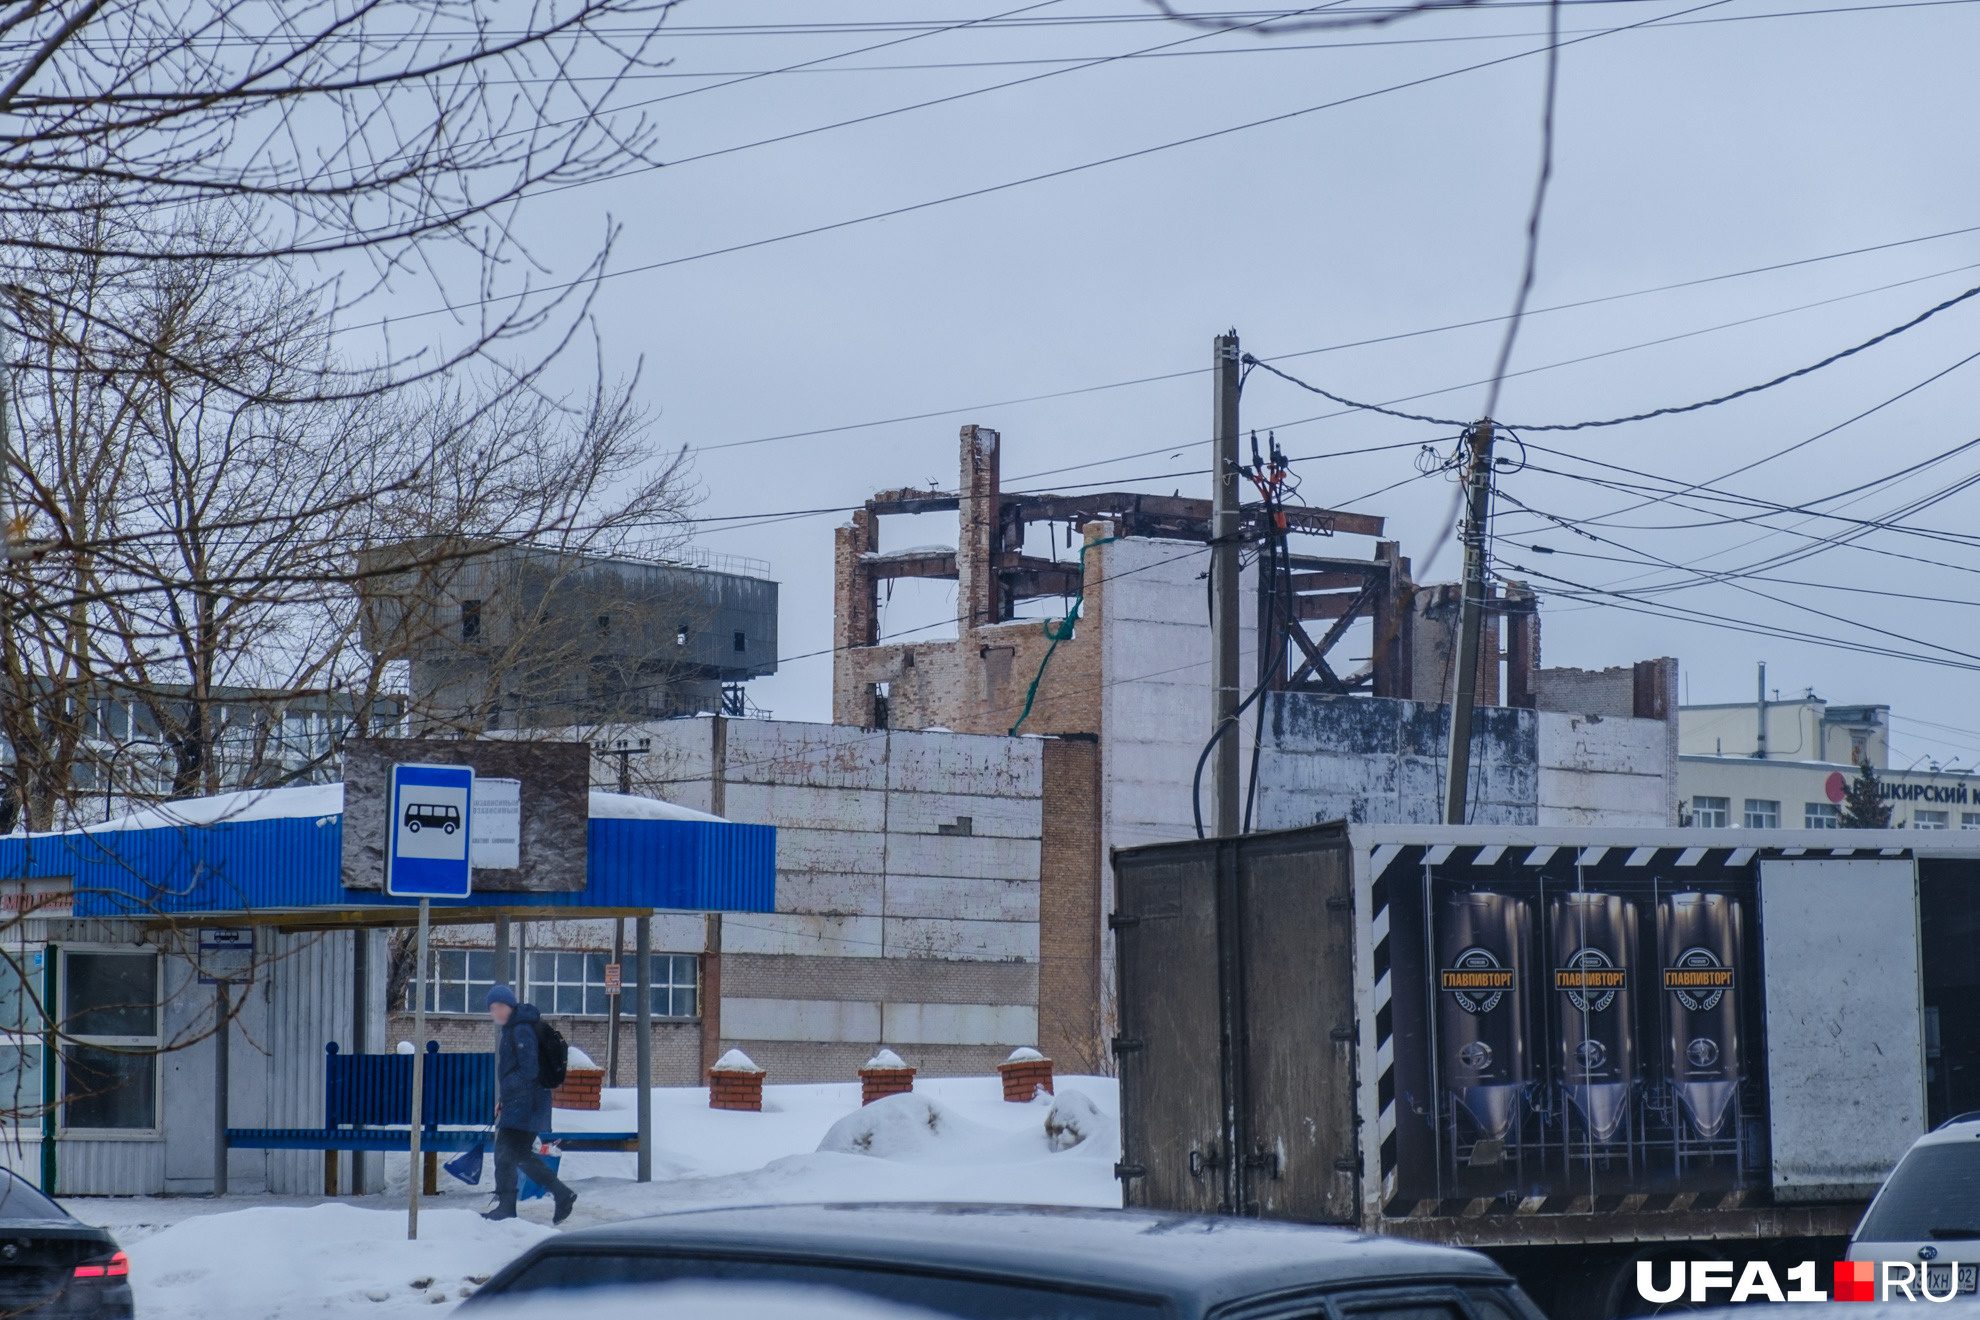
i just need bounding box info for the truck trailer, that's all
[1109,823,1980,1317]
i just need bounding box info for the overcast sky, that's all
[387,0,1980,769]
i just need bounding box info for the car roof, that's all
[532,1203,1510,1309]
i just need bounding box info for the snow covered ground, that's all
[76,1074,1121,1320]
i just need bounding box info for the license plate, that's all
[1925,1264,1978,1294]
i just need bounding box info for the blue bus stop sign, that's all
[386,763,475,898]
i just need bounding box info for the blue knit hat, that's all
[485,984,518,1009]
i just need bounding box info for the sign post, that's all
[199,927,252,1198]
[386,764,474,1240]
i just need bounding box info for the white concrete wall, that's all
[1095,537,1256,1041]
[1537,711,1676,828]
[643,717,1047,1075]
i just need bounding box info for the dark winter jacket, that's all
[495,1003,553,1133]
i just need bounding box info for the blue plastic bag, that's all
[444,1139,486,1187]
[520,1151,562,1201]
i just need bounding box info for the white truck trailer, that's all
[1110,823,1980,1317]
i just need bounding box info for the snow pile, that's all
[124,1203,552,1320]
[474,1282,946,1320]
[862,1048,910,1070]
[1004,1046,1045,1063]
[587,790,724,823]
[546,1074,1123,1219]
[1043,1089,1106,1152]
[711,1048,763,1073]
[818,1093,986,1159]
[566,1045,598,1070]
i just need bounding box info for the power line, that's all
[1481,0,1562,422]
[1247,277,1980,432]
[355,0,1734,336]
[681,223,1980,460]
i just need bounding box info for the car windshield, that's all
[0,1170,65,1221]
[500,1250,1164,1319]
[1858,1142,1980,1242]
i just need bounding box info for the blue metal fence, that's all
[325,1042,493,1128]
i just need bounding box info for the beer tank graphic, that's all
[1549,893,1638,1143]
[1658,891,1743,1139]
[1438,891,1531,1141]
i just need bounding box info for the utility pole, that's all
[1444,421,1497,826]
[1210,332,1243,838]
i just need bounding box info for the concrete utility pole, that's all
[1755,661,1768,759]
[1444,421,1497,826]
[1210,332,1243,838]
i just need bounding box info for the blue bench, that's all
[225,1042,639,1193]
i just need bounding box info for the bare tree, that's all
[0,207,695,831]
[0,0,678,391]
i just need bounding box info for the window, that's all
[460,599,482,641]
[733,631,747,653]
[431,951,702,1019]
[1743,799,1780,829]
[1857,1142,1980,1242]
[529,952,609,1018]
[1691,796,1729,828]
[419,949,496,1015]
[1917,809,1949,830]
[0,952,44,1129]
[62,951,158,1131]
[1964,812,1980,830]
[647,954,699,1019]
[1805,802,1840,829]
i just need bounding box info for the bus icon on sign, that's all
[404,803,460,834]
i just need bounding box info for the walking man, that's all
[484,984,577,1223]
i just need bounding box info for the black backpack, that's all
[531,1020,570,1090]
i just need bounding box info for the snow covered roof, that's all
[66,782,722,836]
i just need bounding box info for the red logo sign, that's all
[1834,1261,1876,1302]
[1825,771,1848,804]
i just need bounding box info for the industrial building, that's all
[360,542,778,730]
[537,426,1691,1082]
[1679,680,1975,829]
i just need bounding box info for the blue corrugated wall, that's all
[0,816,776,918]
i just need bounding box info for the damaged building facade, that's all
[400,427,1682,1084]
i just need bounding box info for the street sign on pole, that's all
[385,763,475,899]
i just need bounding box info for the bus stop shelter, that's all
[0,784,776,1197]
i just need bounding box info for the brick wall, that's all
[1038,736,1102,1072]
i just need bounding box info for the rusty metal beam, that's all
[1001,492,1383,539]
[1290,570,1378,593]
[862,551,958,581]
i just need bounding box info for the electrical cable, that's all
[353,0,1736,336]
[1243,277,1980,433]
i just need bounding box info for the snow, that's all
[63,783,721,836]
[565,1045,598,1070]
[862,1048,909,1070]
[123,1203,553,1319]
[75,1073,1121,1320]
[711,1048,763,1073]
[587,790,725,823]
[1004,1046,1045,1063]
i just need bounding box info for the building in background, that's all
[1679,682,1971,830]
[360,542,778,731]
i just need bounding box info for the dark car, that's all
[0,1168,132,1318]
[462,1202,1545,1320]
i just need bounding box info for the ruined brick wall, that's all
[1037,736,1103,1073]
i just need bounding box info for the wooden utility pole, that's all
[1210,332,1243,838]
[1444,421,1497,825]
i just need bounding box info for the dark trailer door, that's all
[1113,824,1359,1222]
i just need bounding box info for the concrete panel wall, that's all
[1537,711,1676,827]
[639,716,1052,1081]
[1256,693,1539,829]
